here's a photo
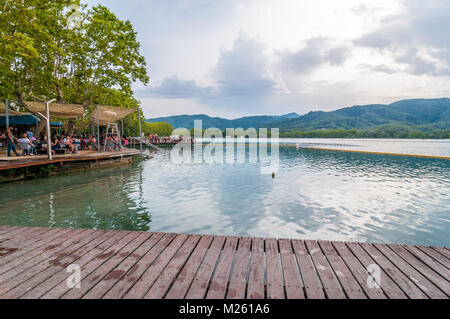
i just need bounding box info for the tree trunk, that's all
[67,120,75,136]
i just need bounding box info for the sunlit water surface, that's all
[0,139,449,246]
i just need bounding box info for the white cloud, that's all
[84,0,450,118]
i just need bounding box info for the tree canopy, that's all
[0,0,150,134]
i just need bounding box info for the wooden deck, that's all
[0,225,448,299]
[0,148,140,171]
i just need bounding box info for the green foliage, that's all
[142,122,173,136]
[0,0,149,134]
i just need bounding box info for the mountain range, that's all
[146,98,450,133]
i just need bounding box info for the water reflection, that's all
[0,144,448,246]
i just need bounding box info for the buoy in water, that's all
[272,172,275,179]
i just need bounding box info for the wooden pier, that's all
[0,149,141,183]
[0,225,448,299]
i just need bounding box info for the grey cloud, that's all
[141,77,215,99]
[354,0,450,77]
[353,32,391,50]
[281,38,351,74]
[214,33,277,98]
[139,34,277,104]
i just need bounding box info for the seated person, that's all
[62,135,76,153]
[105,136,115,151]
[17,133,35,156]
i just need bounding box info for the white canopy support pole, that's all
[5,99,9,129]
[138,106,142,154]
[96,105,100,153]
[39,99,56,160]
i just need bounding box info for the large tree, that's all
[0,0,149,133]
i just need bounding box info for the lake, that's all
[0,138,449,246]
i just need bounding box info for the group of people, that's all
[0,127,130,157]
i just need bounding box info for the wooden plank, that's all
[246,237,265,299]
[265,238,285,299]
[0,227,48,252]
[318,241,366,299]
[278,239,304,299]
[145,235,201,299]
[3,229,116,299]
[102,233,177,299]
[22,230,127,299]
[359,243,429,299]
[0,229,105,298]
[63,232,152,299]
[346,242,407,299]
[376,244,448,298]
[0,228,67,265]
[403,245,450,282]
[165,235,214,299]
[123,234,189,299]
[82,233,163,299]
[305,240,346,299]
[40,231,138,299]
[185,236,226,299]
[206,236,239,299]
[0,228,80,275]
[0,229,91,288]
[415,246,450,270]
[431,246,450,261]
[227,237,252,299]
[332,241,386,299]
[291,239,325,299]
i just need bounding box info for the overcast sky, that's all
[85,0,450,119]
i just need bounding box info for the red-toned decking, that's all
[0,225,448,299]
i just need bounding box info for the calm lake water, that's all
[0,139,449,246]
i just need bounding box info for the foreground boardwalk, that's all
[0,225,448,299]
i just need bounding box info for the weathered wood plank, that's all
[265,238,285,299]
[226,237,252,299]
[123,234,189,299]
[346,242,407,299]
[0,229,105,298]
[19,230,126,299]
[102,233,177,299]
[64,232,152,299]
[246,237,265,299]
[40,231,138,299]
[185,236,226,299]
[414,246,450,270]
[305,240,346,299]
[359,243,429,299]
[145,235,201,299]
[318,241,366,299]
[331,241,386,299]
[82,232,163,299]
[165,235,214,299]
[4,229,115,299]
[206,236,238,299]
[374,244,447,299]
[291,239,325,299]
[279,239,304,299]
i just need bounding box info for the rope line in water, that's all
[196,143,450,159]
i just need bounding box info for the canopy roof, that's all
[93,105,137,126]
[24,101,85,119]
[0,114,39,126]
[0,102,22,116]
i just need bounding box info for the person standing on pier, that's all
[6,127,19,157]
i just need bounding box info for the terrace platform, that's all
[0,149,141,183]
[0,225,448,299]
